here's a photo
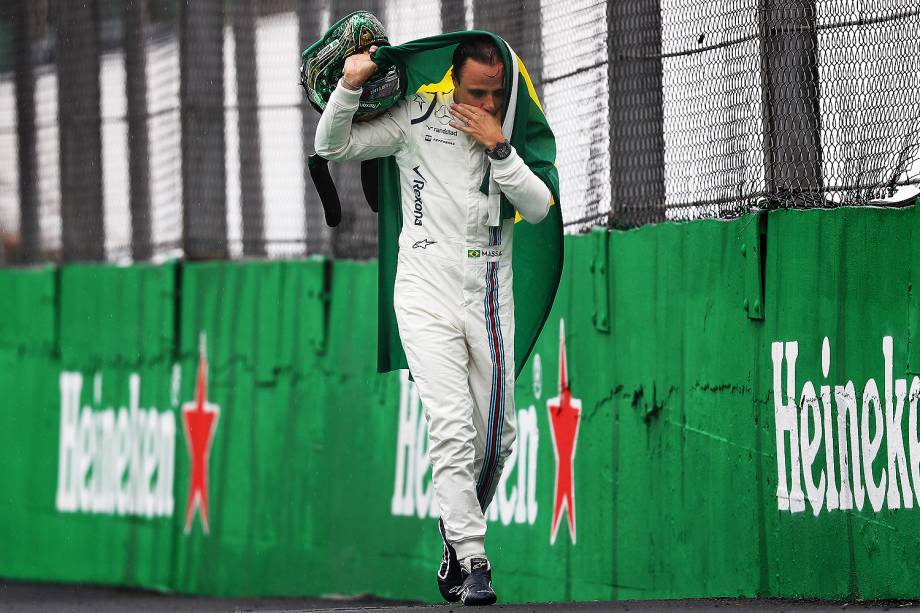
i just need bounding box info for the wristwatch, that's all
[486,140,512,160]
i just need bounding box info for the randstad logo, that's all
[772,336,920,516]
[390,370,540,525]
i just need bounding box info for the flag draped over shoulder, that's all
[371,31,563,378]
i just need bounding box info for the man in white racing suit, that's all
[314,36,551,606]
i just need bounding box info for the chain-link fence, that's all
[0,0,918,263]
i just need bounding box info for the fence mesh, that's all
[0,0,917,263]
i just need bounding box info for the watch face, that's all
[490,141,511,159]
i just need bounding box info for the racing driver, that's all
[315,35,551,606]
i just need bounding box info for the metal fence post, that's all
[328,0,382,260]
[124,0,152,261]
[299,0,332,257]
[441,0,466,33]
[180,0,227,260]
[758,0,823,202]
[14,0,39,263]
[58,0,105,262]
[607,0,666,228]
[233,0,266,257]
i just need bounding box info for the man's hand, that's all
[449,103,505,150]
[342,45,378,90]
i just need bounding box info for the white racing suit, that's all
[315,80,550,560]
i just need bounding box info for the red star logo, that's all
[547,319,581,545]
[182,332,220,535]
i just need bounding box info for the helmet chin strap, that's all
[361,159,379,213]
[307,156,379,228]
[307,156,341,227]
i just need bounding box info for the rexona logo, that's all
[56,372,177,517]
[411,165,426,226]
[772,336,920,516]
[390,370,541,525]
[547,319,581,545]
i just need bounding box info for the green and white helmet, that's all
[300,11,403,122]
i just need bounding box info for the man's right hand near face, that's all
[342,45,379,90]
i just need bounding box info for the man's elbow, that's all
[520,196,551,224]
[314,137,344,161]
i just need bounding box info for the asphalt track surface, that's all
[0,581,917,612]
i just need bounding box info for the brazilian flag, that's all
[371,31,563,379]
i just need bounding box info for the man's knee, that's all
[429,435,475,468]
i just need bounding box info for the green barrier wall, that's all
[1,204,919,601]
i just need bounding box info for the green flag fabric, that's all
[370,31,564,378]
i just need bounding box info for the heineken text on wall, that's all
[772,336,920,516]
[56,372,176,517]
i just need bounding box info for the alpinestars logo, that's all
[413,238,437,249]
[182,332,220,534]
[547,319,581,545]
[412,166,426,226]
